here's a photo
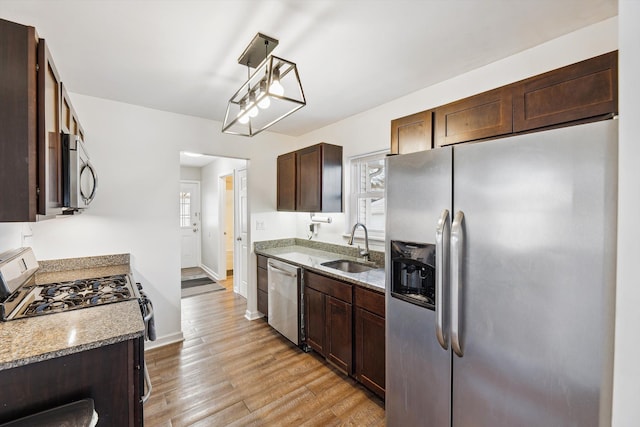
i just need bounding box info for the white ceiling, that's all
[1,0,617,137]
[179,151,219,168]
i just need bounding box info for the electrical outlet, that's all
[256,220,265,231]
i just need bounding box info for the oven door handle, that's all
[141,362,152,404]
[142,299,154,323]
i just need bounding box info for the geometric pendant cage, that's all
[222,33,306,137]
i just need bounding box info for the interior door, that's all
[180,181,201,269]
[234,169,248,297]
[451,120,617,426]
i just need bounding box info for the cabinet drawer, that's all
[355,286,385,317]
[305,271,352,303]
[257,255,268,269]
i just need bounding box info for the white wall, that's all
[612,1,640,425]
[179,166,201,181]
[200,157,247,277]
[0,94,298,346]
[291,17,619,251]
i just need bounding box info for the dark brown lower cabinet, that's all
[0,338,143,426]
[305,286,326,354]
[257,255,268,317]
[355,307,385,398]
[326,296,353,374]
[354,285,386,399]
[304,271,353,375]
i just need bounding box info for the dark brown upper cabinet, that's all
[0,19,39,222]
[397,51,618,154]
[0,19,66,221]
[434,86,513,147]
[513,51,618,132]
[277,143,343,213]
[390,110,433,154]
[276,151,296,211]
[37,38,64,218]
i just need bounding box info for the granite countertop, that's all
[255,240,386,293]
[0,254,145,371]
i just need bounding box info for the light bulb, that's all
[248,91,259,118]
[237,100,249,124]
[270,81,284,96]
[257,80,271,109]
[270,67,284,96]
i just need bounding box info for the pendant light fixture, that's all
[222,33,306,137]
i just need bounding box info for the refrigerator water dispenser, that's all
[390,241,436,309]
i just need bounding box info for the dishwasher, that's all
[267,258,304,347]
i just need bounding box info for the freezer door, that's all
[386,147,453,427]
[451,120,617,427]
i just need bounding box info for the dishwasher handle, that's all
[267,261,298,278]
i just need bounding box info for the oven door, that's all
[62,133,98,210]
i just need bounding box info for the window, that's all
[179,191,191,227]
[349,150,388,239]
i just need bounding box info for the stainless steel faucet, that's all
[348,222,370,262]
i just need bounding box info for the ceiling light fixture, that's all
[222,33,306,137]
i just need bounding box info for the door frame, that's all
[180,179,202,269]
[218,173,234,280]
[234,168,248,297]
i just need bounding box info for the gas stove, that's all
[2,274,138,320]
[0,248,139,321]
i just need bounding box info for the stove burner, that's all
[45,284,82,297]
[10,274,135,319]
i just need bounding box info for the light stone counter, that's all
[255,239,385,292]
[0,254,145,371]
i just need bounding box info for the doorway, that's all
[179,152,248,296]
[220,174,234,279]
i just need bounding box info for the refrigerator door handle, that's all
[435,209,450,350]
[451,210,465,357]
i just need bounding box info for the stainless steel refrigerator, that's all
[385,119,617,426]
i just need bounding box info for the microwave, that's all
[62,133,97,210]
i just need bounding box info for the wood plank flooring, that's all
[144,278,385,426]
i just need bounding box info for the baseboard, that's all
[245,309,265,321]
[199,264,221,281]
[143,331,184,351]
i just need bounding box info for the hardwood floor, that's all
[144,278,385,426]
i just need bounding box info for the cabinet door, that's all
[296,145,322,212]
[513,51,617,132]
[355,307,385,398]
[325,296,353,375]
[391,110,433,154]
[305,286,326,356]
[277,152,296,211]
[257,266,268,316]
[0,20,38,222]
[37,38,63,215]
[434,86,513,147]
[60,83,84,141]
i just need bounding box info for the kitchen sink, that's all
[321,259,377,273]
